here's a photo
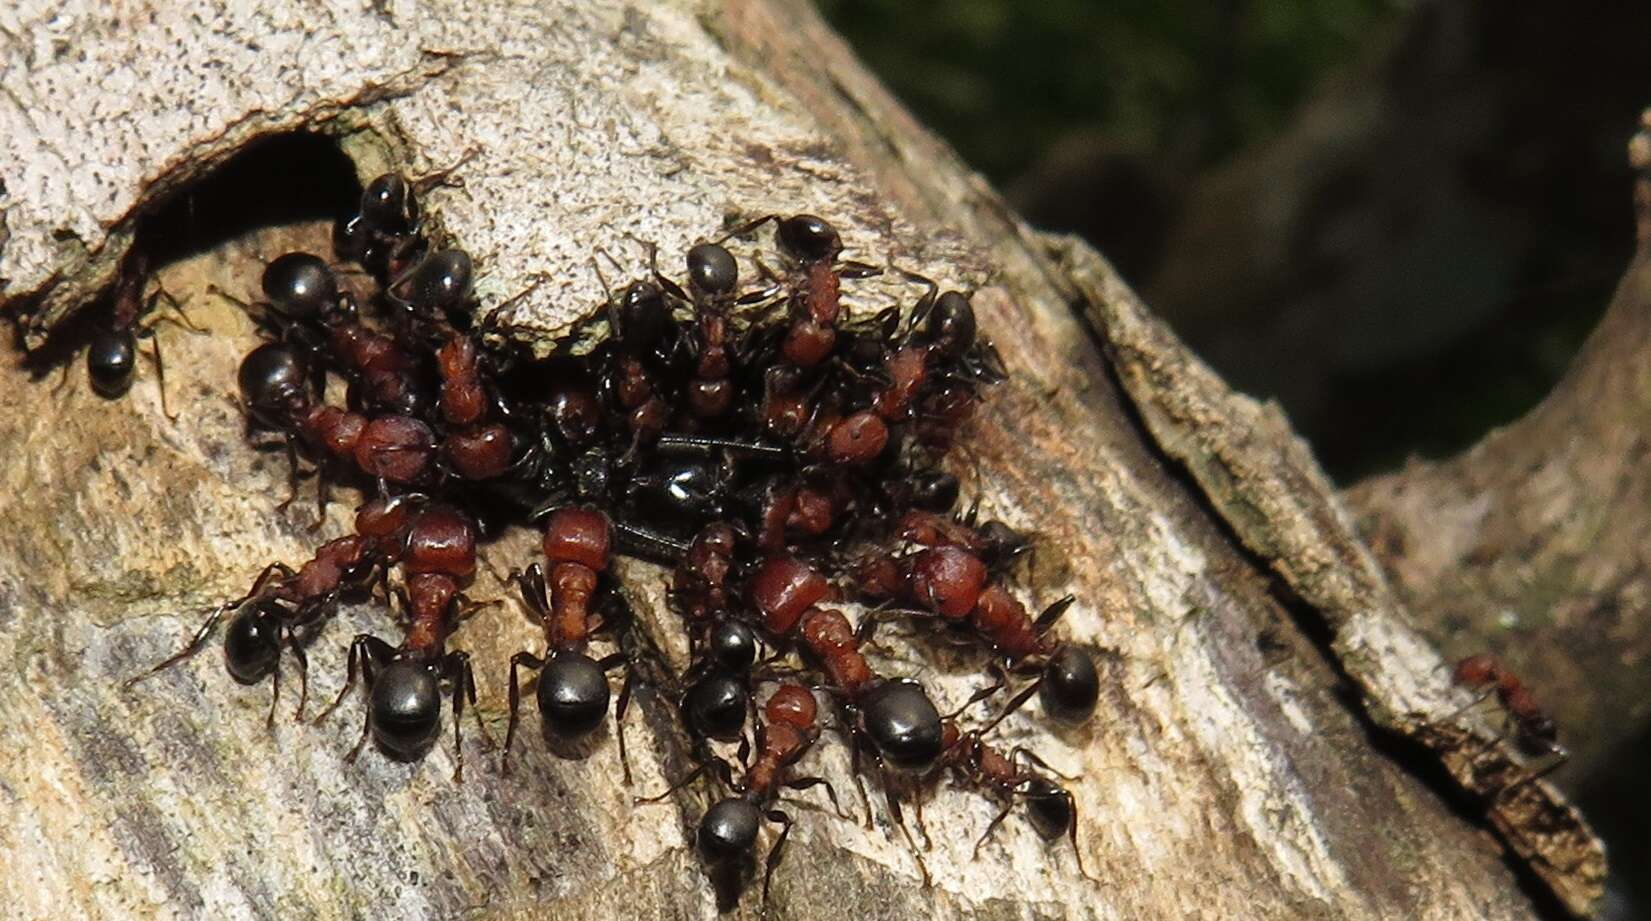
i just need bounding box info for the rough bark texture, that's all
[1346,113,1651,783]
[0,1,1608,919]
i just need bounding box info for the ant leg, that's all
[122,603,231,689]
[882,774,931,887]
[760,808,794,905]
[513,564,551,621]
[444,651,476,782]
[138,331,178,421]
[847,731,875,830]
[715,213,780,244]
[1010,746,1079,782]
[266,647,284,729]
[781,776,853,821]
[340,639,395,764]
[274,437,303,514]
[502,650,546,774]
[311,466,332,533]
[409,148,477,194]
[634,762,708,805]
[599,652,635,784]
[464,654,494,751]
[644,241,689,302]
[838,261,882,280]
[971,798,1015,860]
[287,630,310,722]
[315,634,394,725]
[978,676,1042,737]
[1033,596,1076,634]
[946,665,1008,720]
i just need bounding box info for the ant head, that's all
[925,291,977,360]
[261,252,339,321]
[536,651,610,738]
[684,672,748,742]
[686,242,738,297]
[615,281,671,352]
[775,214,841,265]
[859,679,944,772]
[360,173,418,232]
[979,520,1030,566]
[87,328,138,398]
[1039,646,1099,725]
[708,619,758,673]
[907,470,960,514]
[1021,777,1075,841]
[404,248,474,314]
[223,600,284,684]
[370,660,443,759]
[237,342,307,424]
[698,797,761,862]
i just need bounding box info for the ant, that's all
[81,250,201,418]
[316,505,489,779]
[435,331,513,481]
[930,720,1093,879]
[334,160,470,283]
[123,493,424,723]
[1450,653,1567,766]
[688,684,852,904]
[854,531,1099,726]
[722,214,882,369]
[238,341,439,517]
[502,507,638,777]
[747,554,946,883]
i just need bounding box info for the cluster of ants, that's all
[111,169,1103,900]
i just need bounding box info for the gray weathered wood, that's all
[0,0,1604,918]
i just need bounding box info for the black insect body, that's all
[112,169,1104,895]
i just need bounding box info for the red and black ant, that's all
[723,214,882,369]
[930,720,1092,879]
[502,507,638,776]
[689,683,852,903]
[123,493,425,723]
[315,505,489,779]
[854,528,1099,727]
[1450,653,1566,766]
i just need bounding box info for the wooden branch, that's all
[0,0,1604,917]
[1347,113,1651,779]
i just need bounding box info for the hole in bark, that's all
[137,131,361,266]
[22,132,361,377]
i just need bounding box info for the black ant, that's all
[81,251,201,418]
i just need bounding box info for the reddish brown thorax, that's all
[674,523,738,621]
[300,405,368,460]
[803,262,841,326]
[748,684,819,795]
[444,424,512,480]
[824,412,889,466]
[542,508,612,648]
[970,585,1049,662]
[543,508,611,572]
[354,416,436,484]
[909,546,988,619]
[797,607,873,695]
[874,346,929,421]
[437,334,487,428]
[750,556,832,635]
[404,507,478,583]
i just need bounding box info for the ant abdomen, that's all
[370,661,443,759]
[537,650,610,738]
[223,602,283,684]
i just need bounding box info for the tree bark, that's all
[0,1,1607,919]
